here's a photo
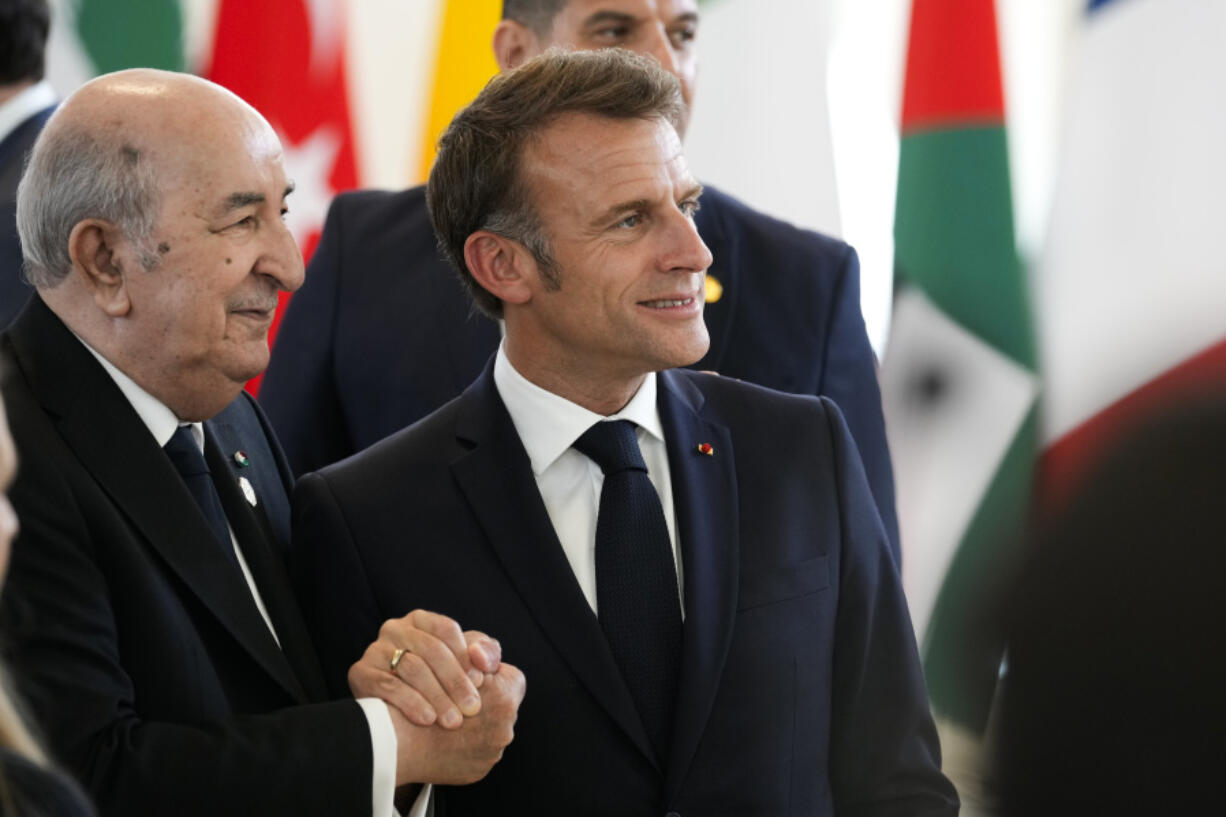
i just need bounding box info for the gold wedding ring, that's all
[389,647,408,672]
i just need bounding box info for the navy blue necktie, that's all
[574,419,681,762]
[164,426,238,569]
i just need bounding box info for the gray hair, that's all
[16,126,161,288]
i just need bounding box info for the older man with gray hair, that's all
[0,68,523,817]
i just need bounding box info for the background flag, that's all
[45,0,184,93]
[413,0,500,183]
[204,0,361,391]
[879,1,1038,797]
[1036,0,1226,499]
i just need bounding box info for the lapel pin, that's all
[696,443,714,456]
[232,450,250,468]
[239,476,258,507]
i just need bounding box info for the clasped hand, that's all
[349,609,526,786]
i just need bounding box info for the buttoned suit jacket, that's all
[0,103,54,329]
[0,297,374,817]
[293,361,956,817]
[260,184,900,560]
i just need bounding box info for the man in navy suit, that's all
[0,68,523,817]
[261,0,900,561]
[295,48,955,816]
[1,0,56,327]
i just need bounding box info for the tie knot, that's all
[164,426,210,479]
[573,420,647,475]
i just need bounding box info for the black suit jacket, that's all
[0,298,373,817]
[294,362,955,816]
[261,184,900,559]
[0,103,54,329]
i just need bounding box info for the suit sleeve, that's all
[815,244,901,563]
[260,196,354,477]
[819,397,959,817]
[0,436,374,817]
[290,471,389,699]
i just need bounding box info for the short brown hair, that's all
[426,47,684,318]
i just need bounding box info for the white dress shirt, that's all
[0,80,55,144]
[78,338,404,817]
[493,343,684,613]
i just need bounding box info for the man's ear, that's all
[67,219,132,317]
[493,19,541,71]
[464,231,535,307]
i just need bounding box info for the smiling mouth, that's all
[640,297,696,309]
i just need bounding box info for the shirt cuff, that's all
[357,697,399,817]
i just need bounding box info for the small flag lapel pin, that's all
[239,477,258,507]
[696,443,714,456]
[233,450,250,468]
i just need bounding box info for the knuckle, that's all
[401,652,430,680]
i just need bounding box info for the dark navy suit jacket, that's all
[293,363,955,816]
[0,103,54,328]
[0,297,374,817]
[261,184,900,560]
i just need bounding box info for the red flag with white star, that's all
[204,0,359,392]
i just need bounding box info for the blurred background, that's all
[34,0,1226,811]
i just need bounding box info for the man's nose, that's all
[642,26,683,80]
[258,218,305,293]
[663,209,712,273]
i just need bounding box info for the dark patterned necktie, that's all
[573,419,682,762]
[164,426,238,569]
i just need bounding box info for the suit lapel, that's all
[449,366,658,766]
[693,190,740,376]
[9,299,304,702]
[656,371,740,800]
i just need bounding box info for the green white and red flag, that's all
[879,0,1039,743]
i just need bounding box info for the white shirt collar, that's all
[75,334,201,450]
[0,81,55,144]
[493,342,664,476]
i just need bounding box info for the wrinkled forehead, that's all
[149,108,287,202]
[524,113,691,205]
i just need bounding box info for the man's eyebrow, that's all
[592,198,651,227]
[218,192,264,215]
[217,183,295,216]
[591,186,704,226]
[581,10,636,29]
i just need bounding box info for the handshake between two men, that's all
[349,609,525,788]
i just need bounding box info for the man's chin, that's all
[660,330,711,371]
[225,348,271,387]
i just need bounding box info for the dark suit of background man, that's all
[295,48,956,817]
[261,0,901,563]
[0,68,523,817]
[0,0,55,328]
[994,397,1226,816]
